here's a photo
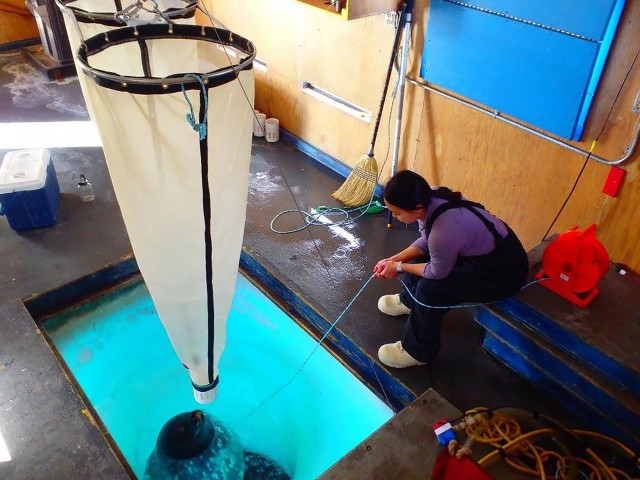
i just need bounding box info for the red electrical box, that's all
[602,166,625,197]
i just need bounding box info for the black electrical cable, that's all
[540,155,590,242]
[615,262,640,283]
[541,43,640,242]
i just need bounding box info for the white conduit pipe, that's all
[406,77,640,166]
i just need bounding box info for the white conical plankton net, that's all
[73,22,256,403]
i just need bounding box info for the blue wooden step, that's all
[496,295,640,398]
[476,305,640,452]
[510,240,640,401]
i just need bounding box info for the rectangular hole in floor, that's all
[40,272,394,479]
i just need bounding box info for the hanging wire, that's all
[541,42,640,242]
[266,5,409,235]
[196,1,404,419]
[197,0,403,237]
[233,274,377,425]
[243,57,400,420]
[196,2,259,127]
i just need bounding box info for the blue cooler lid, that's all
[0,148,51,194]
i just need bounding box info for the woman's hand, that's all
[374,259,400,279]
[375,246,420,278]
[374,258,390,277]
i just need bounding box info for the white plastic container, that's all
[253,112,266,137]
[265,118,279,142]
[0,148,60,231]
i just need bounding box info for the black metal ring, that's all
[76,24,256,94]
[56,0,198,26]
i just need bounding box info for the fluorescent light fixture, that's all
[0,121,102,149]
[300,81,371,123]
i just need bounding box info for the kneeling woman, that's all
[374,170,529,368]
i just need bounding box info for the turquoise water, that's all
[45,274,393,479]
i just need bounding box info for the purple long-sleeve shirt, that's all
[411,197,508,279]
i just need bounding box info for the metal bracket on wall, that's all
[385,11,400,29]
[406,77,640,166]
[324,0,342,13]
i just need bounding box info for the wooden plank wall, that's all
[404,0,640,266]
[209,0,640,268]
[190,1,640,273]
[0,0,38,44]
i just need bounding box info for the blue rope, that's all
[234,271,546,426]
[398,277,546,310]
[181,74,208,140]
[236,274,376,424]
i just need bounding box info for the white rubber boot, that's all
[377,294,411,316]
[378,341,426,368]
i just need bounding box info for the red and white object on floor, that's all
[535,224,609,307]
[432,418,455,446]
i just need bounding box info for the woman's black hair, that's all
[383,170,461,210]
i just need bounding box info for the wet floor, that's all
[0,47,577,479]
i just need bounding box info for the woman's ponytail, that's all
[384,170,462,209]
[431,186,462,202]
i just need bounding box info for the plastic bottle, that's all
[78,174,95,202]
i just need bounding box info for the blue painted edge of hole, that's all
[240,248,415,412]
[25,250,414,411]
[279,129,385,199]
[24,254,140,320]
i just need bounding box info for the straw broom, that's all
[332,2,407,207]
[331,152,379,207]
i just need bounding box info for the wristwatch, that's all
[396,262,403,273]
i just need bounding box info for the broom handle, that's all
[367,1,409,157]
[387,0,414,228]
